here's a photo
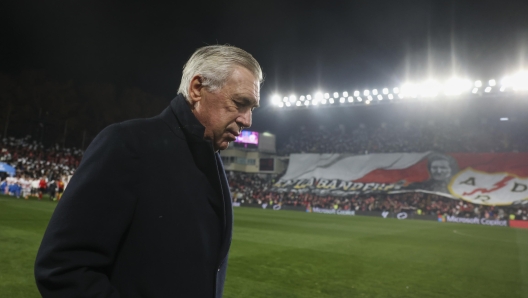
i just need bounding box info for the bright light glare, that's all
[511,71,528,90]
[307,94,312,100]
[398,94,404,99]
[485,87,492,93]
[393,87,400,94]
[348,96,353,102]
[401,83,418,98]
[354,91,360,96]
[366,101,370,105]
[372,89,378,95]
[321,99,327,104]
[367,95,373,101]
[357,97,363,102]
[296,101,302,106]
[500,117,509,121]
[278,102,284,108]
[363,90,370,96]
[420,80,441,97]
[377,95,383,100]
[304,101,310,106]
[329,98,335,104]
[283,97,288,102]
[500,86,506,92]
[271,95,281,105]
[339,97,345,103]
[382,88,389,94]
[489,79,496,86]
[343,91,349,97]
[324,93,330,99]
[315,92,323,100]
[444,78,472,96]
[474,80,482,87]
[472,88,478,94]
[300,96,305,101]
[333,92,339,98]
[285,102,291,107]
[388,94,394,100]
[289,95,296,103]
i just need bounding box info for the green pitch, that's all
[1,196,527,298]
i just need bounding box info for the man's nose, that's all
[236,110,252,129]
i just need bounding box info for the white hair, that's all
[178,45,263,100]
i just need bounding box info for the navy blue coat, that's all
[35,94,233,298]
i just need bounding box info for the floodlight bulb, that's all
[382,88,389,94]
[339,97,345,103]
[289,95,296,103]
[283,97,288,102]
[332,92,338,98]
[315,92,323,100]
[393,87,400,94]
[285,102,291,107]
[354,90,360,96]
[367,95,373,101]
[300,96,305,101]
[348,96,353,102]
[489,79,496,87]
[321,99,327,104]
[363,90,370,96]
[307,94,312,100]
[330,98,336,104]
[305,101,310,106]
[474,80,482,87]
[296,101,302,106]
[444,77,472,96]
[377,95,383,100]
[372,89,378,95]
[500,86,506,92]
[388,94,394,100]
[324,93,330,99]
[357,97,362,102]
[472,88,478,94]
[343,91,348,97]
[366,101,370,105]
[485,87,492,93]
[278,102,284,108]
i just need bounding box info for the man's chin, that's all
[214,141,230,151]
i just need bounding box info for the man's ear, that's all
[188,75,204,106]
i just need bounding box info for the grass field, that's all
[1,196,527,297]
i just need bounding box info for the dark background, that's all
[1,0,528,147]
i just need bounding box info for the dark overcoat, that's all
[35,94,233,298]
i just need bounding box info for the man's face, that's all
[430,160,452,181]
[192,66,260,151]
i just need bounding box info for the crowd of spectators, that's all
[279,122,528,155]
[228,172,528,221]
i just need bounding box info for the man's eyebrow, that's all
[234,95,260,108]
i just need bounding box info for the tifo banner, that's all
[272,152,528,206]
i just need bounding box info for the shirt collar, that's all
[170,93,206,140]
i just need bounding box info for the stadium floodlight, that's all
[393,87,400,94]
[354,90,360,96]
[329,98,335,104]
[348,96,353,102]
[321,99,327,104]
[420,80,441,98]
[333,92,339,98]
[363,90,370,96]
[398,94,404,99]
[474,80,482,87]
[485,87,492,93]
[382,88,389,94]
[314,92,323,100]
[500,117,509,121]
[339,97,345,103]
[367,95,373,101]
[500,86,506,92]
[357,97,363,102]
[388,94,394,100]
[401,83,418,98]
[296,101,302,106]
[283,97,288,102]
[377,95,383,100]
[289,95,297,103]
[300,96,305,101]
[324,93,330,99]
[366,100,371,105]
[343,91,348,97]
[304,101,310,106]
[271,95,281,105]
[372,89,378,95]
[511,71,528,90]
[489,79,496,86]
[278,102,284,108]
[307,94,312,100]
[472,88,478,94]
[444,77,472,96]
[285,102,291,107]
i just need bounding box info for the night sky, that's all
[2,0,528,133]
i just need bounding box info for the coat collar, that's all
[170,93,206,140]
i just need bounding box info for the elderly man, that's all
[35,45,262,298]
